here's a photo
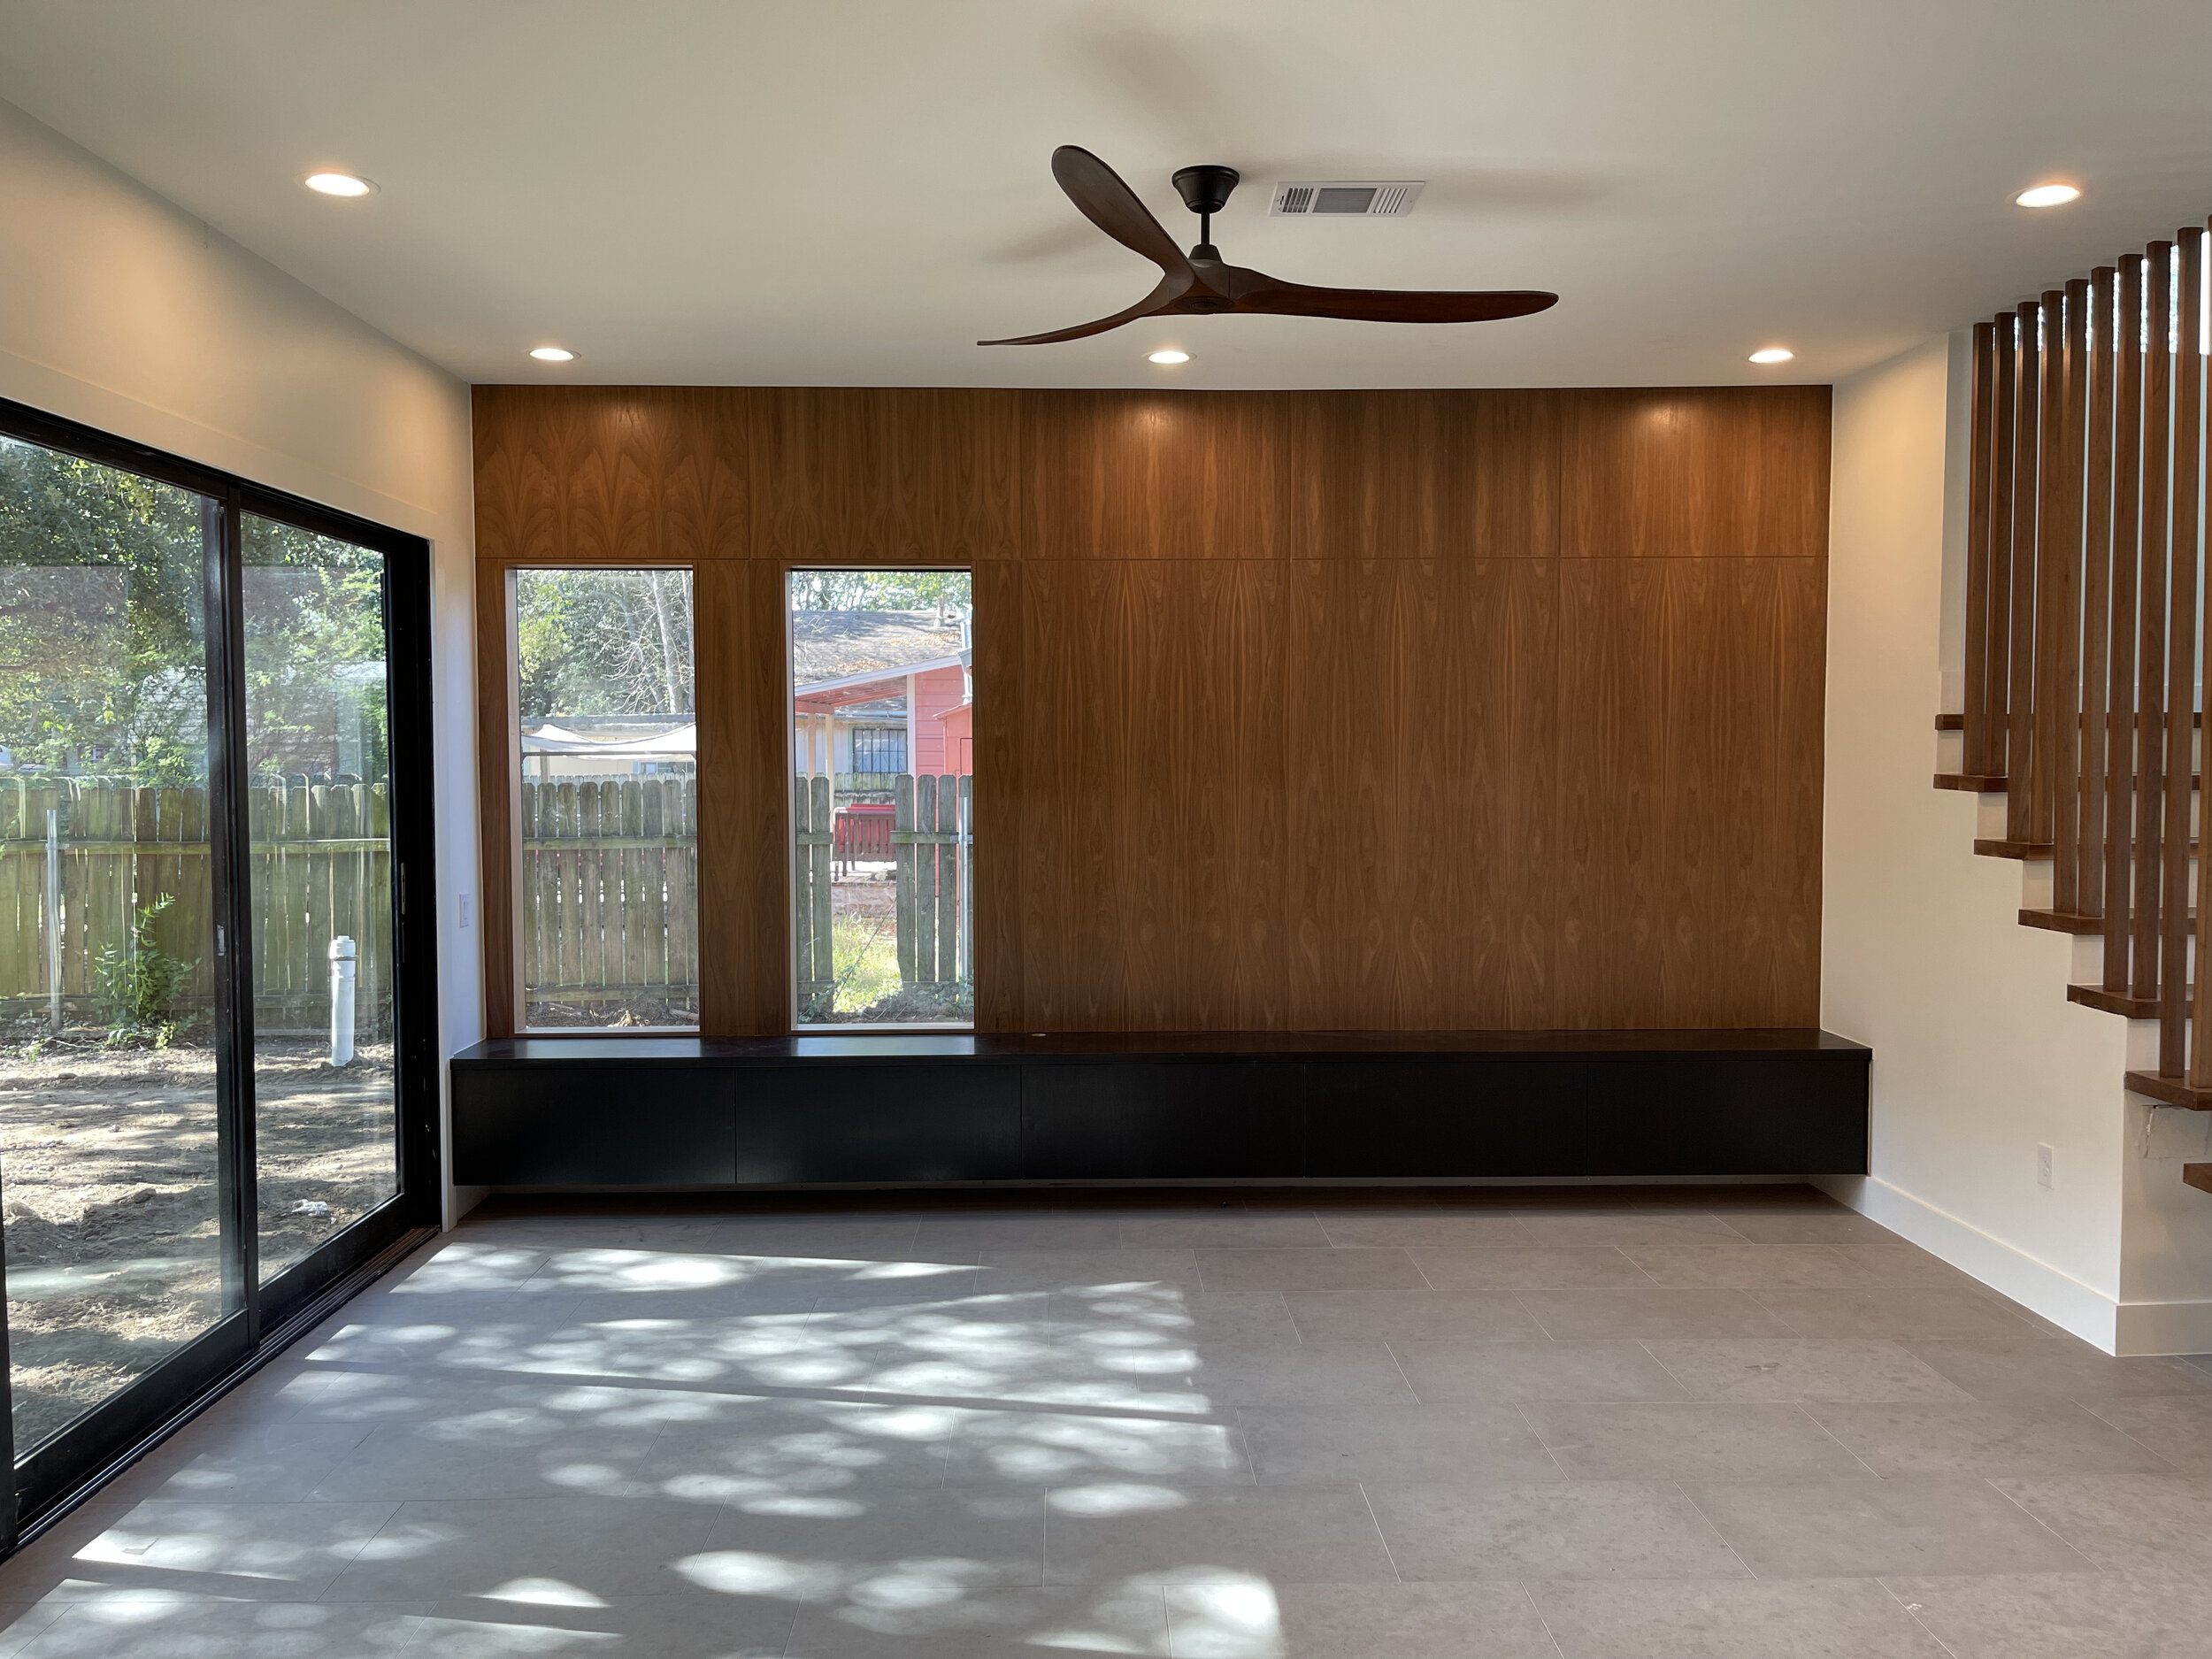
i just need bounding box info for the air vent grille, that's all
[1270,180,1425,217]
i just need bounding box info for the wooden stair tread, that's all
[1982,837,2200,860]
[2024,910,2102,935]
[1941,774,2200,795]
[2028,910,2195,936]
[1933,711,2201,732]
[2126,1071,2212,1110]
[2070,983,2194,1018]
[2185,1164,2212,1195]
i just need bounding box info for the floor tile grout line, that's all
[1511,1578,1574,1659]
[1791,1398,1885,1479]
[1381,1339,1425,1408]
[1510,1400,1574,1479]
[2073,1395,2190,1474]
[1875,1575,1967,1659]
[1630,1335,1698,1402]
[1671,1478,1765,1582]
[1978,1472,2108,1568]
[1352,1479,1404,1585]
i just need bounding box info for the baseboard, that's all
[2113,1298,2212,1356]
[1815,1173,2123,1352]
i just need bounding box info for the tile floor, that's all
[2,1187,2211,1655]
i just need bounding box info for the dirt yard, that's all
[0,1026,396,1452]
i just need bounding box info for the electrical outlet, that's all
[2037,1143,2054,1189]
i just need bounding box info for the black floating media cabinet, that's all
[449,1030,1870,1188]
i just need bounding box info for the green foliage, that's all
[788,569,971,615]
[92,895,197,1037]
[242,516,389,782]
[0,439,207,783]
[0,439,391,789]
[516,569,695,720]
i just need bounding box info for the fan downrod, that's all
[1171,164,1240,268]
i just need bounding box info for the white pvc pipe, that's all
[45,808,60,1034]
[329,935,357,1066]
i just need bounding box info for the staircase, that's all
[1946,218,2212,1192]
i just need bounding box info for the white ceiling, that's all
[2,0,2209,390]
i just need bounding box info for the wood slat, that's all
[2183,227,2212,1088]
[2006,303,2041,844]
[2125,254,2165,1000]
[1964,321,1999,778]
[2093,263,2135,995]
[2154,238,2193,1073]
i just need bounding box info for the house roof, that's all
[792,611,962,682]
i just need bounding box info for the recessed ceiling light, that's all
[528,347,577,363]
[2015,183,2081,209]
[303,172,376,197]
[1748,347,1794,365]
[1147,349,1191,365]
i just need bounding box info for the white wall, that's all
[0,96,483,1225]
[1820,331,2212,1354]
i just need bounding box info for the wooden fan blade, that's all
[1050,145,1192,276]
[1229,276,1558,324]
[978,268,1194,346]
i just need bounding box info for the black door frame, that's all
[0,394,442,1531]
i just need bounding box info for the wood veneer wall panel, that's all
[473,560,516,1037]
[695,558,790,1033]
[1287,392,1565,561]
[1018,391,1304,559]
[748,388,1020,565]
[971,560,1026,1032]
[472,387,750,564]
[1006,558,1287,1029]
[1558,388,1832,559]
[472,383,1831,1034]
[1670,557,1826,1024]
[1282,557,1559,1028]
[1555,558,1824,1026]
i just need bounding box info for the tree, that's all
[514,568,696,719]
[0,437,396,787]
[788,570,971,618]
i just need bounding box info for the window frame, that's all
[784,565,974,1034]
[0,393,442,1538]
[502,563,701,1036]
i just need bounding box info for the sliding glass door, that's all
[0,443,232,1469]
[0,399,439,1536]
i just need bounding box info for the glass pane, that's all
[513,569,697,1030]
[242,515,398,1283]
[788,569,972,1026]
[0,436,227,1455]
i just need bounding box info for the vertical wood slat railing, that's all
[1944,216,2212,1116]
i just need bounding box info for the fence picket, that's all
[915,774,937,985]
[935,773,958,983]
[894,774,916,986]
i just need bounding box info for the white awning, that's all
[521,721,695,757]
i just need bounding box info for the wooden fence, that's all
[0,776,394,1033]
[795,772,972,1018]
[518,774,698,1012]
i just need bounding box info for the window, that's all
[850,726,907,774]
[0,396,437,1529]
[242,516,400,1281]
[790,569,972,1027]
[511,568,697,1030]
[0,436,226,1460]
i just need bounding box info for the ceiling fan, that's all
[979,146,1559,347]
